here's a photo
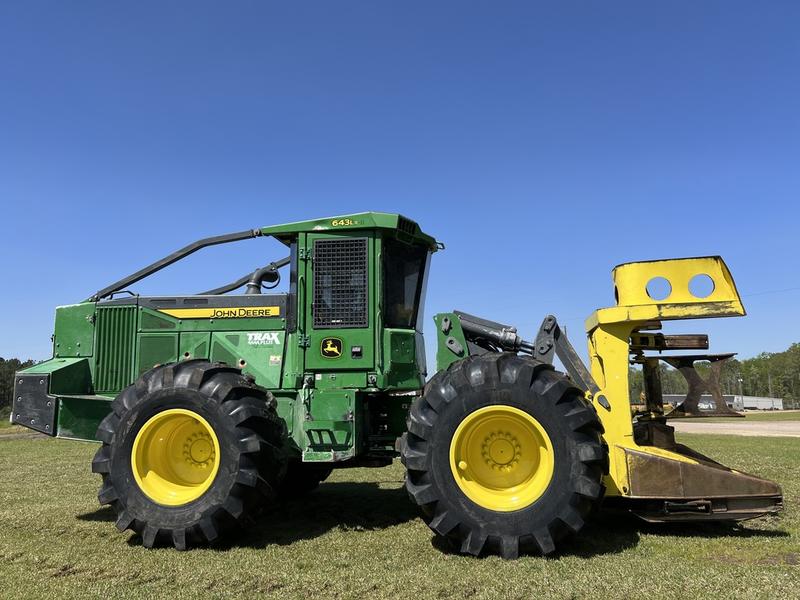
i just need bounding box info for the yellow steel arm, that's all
[584,256,753,498]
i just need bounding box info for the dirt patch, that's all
[0,428,47,441]
[723,552,799,566]
[672,421,800,437]
[761,553,799,566]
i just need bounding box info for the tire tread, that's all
[400,353,607,558]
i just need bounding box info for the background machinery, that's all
[11,213,782,557]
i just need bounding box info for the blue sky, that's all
[1,2,798,366]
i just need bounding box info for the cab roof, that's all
[260,212,440,249]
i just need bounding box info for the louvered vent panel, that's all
[94,305,137,393]
[397,216,416,235]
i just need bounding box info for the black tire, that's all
[91,360,287,550]
[277,461,334,498]
[400,353,606,559]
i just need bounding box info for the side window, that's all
[313,238,369,329]
[383,239,428,329]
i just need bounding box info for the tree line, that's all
[629,342,800,409]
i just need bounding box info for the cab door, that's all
[304,233,375,377]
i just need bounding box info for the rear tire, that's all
[400,353,606,559]
[91,360,287,550]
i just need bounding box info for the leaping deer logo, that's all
[321,338,343,358]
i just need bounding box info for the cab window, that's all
[383,239,428,329]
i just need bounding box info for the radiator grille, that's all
[95,305,137,393]
[313,238,368,328]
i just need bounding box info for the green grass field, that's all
[0,432,797,599]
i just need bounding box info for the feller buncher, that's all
[11,213,782,557]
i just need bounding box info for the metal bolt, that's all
[18,379,23,385]
[39,379,44,385]
[46,401,51,407]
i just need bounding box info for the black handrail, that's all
[89,228,262,301]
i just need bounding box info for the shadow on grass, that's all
[75,481,415,550]
[75,485,788,557]
[553,512,789,559]
[429,514,641,559]
[630,518,790,540]
[77,506,116,522]
[215,480,417,550]
[432,511,789,559]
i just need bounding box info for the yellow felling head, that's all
[586,256,745,331]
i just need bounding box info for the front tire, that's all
[400,353,606,559]
[91,360,287,549]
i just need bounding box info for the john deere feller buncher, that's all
[12,213,782,557]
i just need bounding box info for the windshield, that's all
[383,238,429,329]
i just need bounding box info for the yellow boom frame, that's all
[584,256,780,519]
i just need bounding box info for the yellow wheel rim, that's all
[449,405,554,512]
[131,408,221,506]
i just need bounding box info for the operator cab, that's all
[274,215,437,390]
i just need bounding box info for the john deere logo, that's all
[321,337,343,359]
